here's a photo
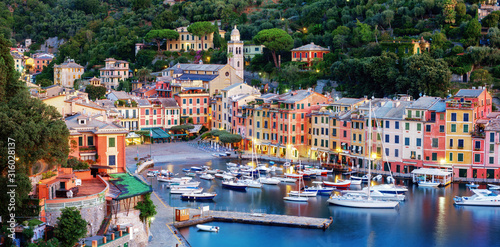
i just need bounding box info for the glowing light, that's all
[440,159,446,164]
[371,153,377,159]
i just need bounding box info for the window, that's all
[463,113,469,122]
[385,121,390,129]
[440,114,444,120]
[475,141,481,150]
[439,125,445,132]
[301,136,304,143]
[353,134,357,141]
[146,109,150,115]
[458,153,464,162]
[463,124,469,133]
[451,124,456,132]
[432,153,437,161]
[385,135,390,143]
[410,151,416,159]
[108,155,116,166]
[395,121,400,129]
[405,123,410,130]
[343,131,346,137]
[183,99,186,104]
[416,138,422,147]
[87,136,93,146]
[408,110,412,118]
[417,123,421,131]
[405,137,410,146]
[450,139,454,148]
[426,125,431,132]
[109,137,115,147]
[146,120,149,125]
[490,156,495,164]
[78,137,83,146]
[449,153,453,162]
[490,144,495,153]
[153,109,157,115]
[474,154,481,163]
[332,129,337,136]
[490,133,495,142]
[451,113,457,121]
[395,135,400,144]
[395,149,399,157]
[432,138,438,148]
[458,139,464,148]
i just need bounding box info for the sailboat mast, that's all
[368,100,372,198]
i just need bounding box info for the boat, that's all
[206,169,221,174]
[212,153,220,158]
[196,224,220,232]
[222,179,247,191]
[386,176,395,183]
[283,162,291,167]
[370,184,408,194]
[372,174,383,181]
[304,182,335,193]
[157,176,194,184]
[214,173,234,180]
[241,179,262,188]
[185,172,196,177]
[342,190,405,201]
[256,165,271,173]
[146,170,159,177]
[182,168,190,172]
[488,184,500,190]
[170,187,203,194]
[289,190,317,197]
[349,179,362,185]
[160,170,172,176]
[258,176,281,185]
[181,192,217,201]
[327,100,399,209]
[418,180,440,187]
[284,173,303,179]
[454,189,500,206]
[351,175,369,182]
[190,166,203,171]
[466,182,480,189]
[323,180,351,188]
[199,173,214,180]
[277,177,297,183]
[225,151,232,157]
[226,162,238,167]
[284,174,309,202]
[169,181,200,188]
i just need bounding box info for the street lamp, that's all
[207,56,211,63]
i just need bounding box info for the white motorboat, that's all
[327,100,399,209]
[288,191,317,197]
[196,224,219,232]
[349,179,362,185]
[342,190,405,201]
[157,176,193,183]
[240,179,262,188]
[488,184,500,190]
[283,162,291,167]
[190,166,203,171]
[258,176,281,185]
[277,177,297,183]
[199,173,214,180]
[222,179,247,191]
[257,165,271,173]
[386,176,395,183]
[226,162,238,167]
[170,187,203,194]
[304,182,335,193]
[372,174,383,181]
[370,184,408,194]
[454,189,500,206]
[181,192,217,200]
[351,175,369,182]
[284,173,303,179]
[206,169,221,174]
[170,181,200,188]
[466,182,479,189]
[283,171,308,202]
[214,172,235,180]
[418,181,440,187]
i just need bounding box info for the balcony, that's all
[405,117,422,121]
[471,131,485,138]
[446,101,476,109]
[79,146,97,153]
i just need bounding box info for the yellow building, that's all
[99,58,130,89]
[166,26,226,51]
[309,110,331,162]
[54,59,84,88]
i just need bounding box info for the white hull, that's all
[454,200,500,206]
[241,180,262,188]
[277,177,297,183]
[258,177,281,185]
[196,224,219,232]
[200,174,214,180]
[350,179,362,185]
[327,197,399,208]
[343,191,405,201]
[284,196,309,202]
[488,184,500,190]
[289,191,317,197]
[418,181,440,187]
[171,188,203,194]
[454,189,500,206]
[226,162,238,167]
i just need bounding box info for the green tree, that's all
[470,69,493,87]
[137,67,153,82]
[22,227,35,244]
[353,20,374,45]
[117,79,132,92]
[402,53,451,98]
[132,0,151,10]
[442,0,457,24]
[382,10,394,29]
[134,193,157,234]
[487,27,500,48]
[455,3,466,21]
[37,78,53,88]
[219,133,243,144]
[54,207,87,247]
[27,238,60,247]
[464,18,481,46]
[253,28,293,68]
[85,85,107,100]
[145,29,179,52]
[482,11,500,27]
[187,22,218,51]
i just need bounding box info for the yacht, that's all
[258,176,281,185]
[454,189,500,206]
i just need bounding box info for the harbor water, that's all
[147,158,500,247]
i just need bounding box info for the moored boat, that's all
[196,224,219,232]
[222,179,247,191]
[418,181,440,187]
[323,180,351,188]
[181,192,217,201]
[289,191,317,197]
[200,173,214,180]
[466,182,479,189]
[258,176,281,185]
[454,189,500,206]
[170,187,203,194]
[190,166,203,171]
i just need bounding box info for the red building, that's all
[66,114,128,174]
[174,87,210,126]
[291,42,330,69]
[422,100,447,168]
[32,53,54,73]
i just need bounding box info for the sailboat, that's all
[240,140,262,188]
[327,100,399,209]
[284,173,309,202]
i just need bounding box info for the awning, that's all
[141,127,171,139]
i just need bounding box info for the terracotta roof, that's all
[291,42,329,51]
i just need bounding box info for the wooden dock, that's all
[174,210,333,230]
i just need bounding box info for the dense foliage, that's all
[54,207,87,247]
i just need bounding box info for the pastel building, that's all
[214,83,260,131]
[166,26,226,51]
[54,59,84,88]
[174,88,210,126]
[291,42,330,69]
[484,113,500,179]
[32,53,54,73]
[99,58,130,89]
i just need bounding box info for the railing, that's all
[79,146,96,153]
[45,176,109,211]
[446,102,476,109]
[405,117,422,121]
[471,131,485,138]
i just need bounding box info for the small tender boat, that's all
[304,183,335,193]
[488,184,500,190]
[170,181,200,188]
[182,168,190,172]
[240,179,262,188]
[418,181,440,187]
[372,174,383,181]
[284,195,309,202]
[196,224,220,232]
[200,173,214,180]
[181,192,217,201]
[454,189,500,206]
[386,176,395,183]
[370,184,408,194]
[170,187,203,194]
[351,175,369,182]
[146,170,159,177]
[212,153,220,158]
[289,191,317,197]
[185,172,196,177]
[323,180,351,188]
[160,170,172,176]
[466,182,479,189]
[206,169,221,174]
[190,166,203,171]
[283,162,291,167]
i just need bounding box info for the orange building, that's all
[66,113,128,174]
[32,53,54,73]
[174,87,210,126]
[291,42,330,69]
